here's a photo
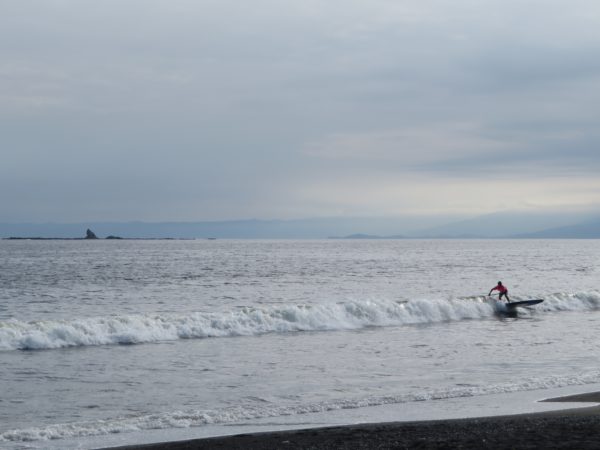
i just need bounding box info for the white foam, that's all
[0,297,492,351]
[1,292,598,351]
[3,370,600,444]
[540,291,600,311]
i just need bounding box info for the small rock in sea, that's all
[86,229,98,239]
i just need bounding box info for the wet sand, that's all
[105,392,600,450]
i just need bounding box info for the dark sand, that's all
[105,392,600,450]
[542,391,600,403]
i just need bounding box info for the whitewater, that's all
[1,239,599,449]
[2,292,600,352]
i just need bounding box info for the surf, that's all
[3,369,600,444]
[1,291,598,352]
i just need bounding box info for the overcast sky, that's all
[2,0,600,223]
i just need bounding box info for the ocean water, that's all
[1,239,599,449]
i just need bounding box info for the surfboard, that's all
[505,299,544,308]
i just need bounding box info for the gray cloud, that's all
[2,0,600,221]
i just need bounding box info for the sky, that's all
[2,0,600,223]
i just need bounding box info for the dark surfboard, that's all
[505,299,544,308]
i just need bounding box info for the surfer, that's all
[489,281,510,303]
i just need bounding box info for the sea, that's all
[1,239,599,449]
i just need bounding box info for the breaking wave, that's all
[1,291,599,351]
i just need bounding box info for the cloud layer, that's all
[2,0,600,221]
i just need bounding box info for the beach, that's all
[107,393,600,449]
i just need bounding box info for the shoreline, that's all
[103,393,600,450]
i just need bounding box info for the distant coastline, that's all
[4,237,189,240]
[3,228,194,241]
[0,215,598,239]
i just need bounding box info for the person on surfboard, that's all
[489,281,510,303]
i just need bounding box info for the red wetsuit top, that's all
[491,285,508,293]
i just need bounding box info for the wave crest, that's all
[1,291,598,351]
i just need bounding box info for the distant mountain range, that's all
[407,211,599,238]
[512,219,600,238]
[334,212,600,239]
[1,212,599,239]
